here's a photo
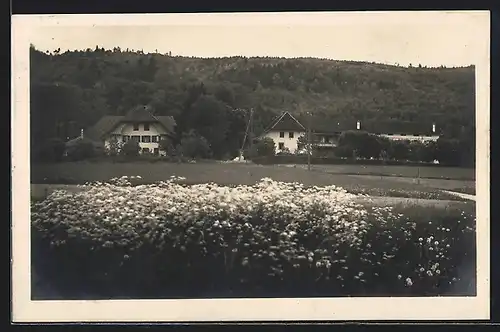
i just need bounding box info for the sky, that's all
[23,11,489,67]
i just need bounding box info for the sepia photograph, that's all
[12,11,490,322]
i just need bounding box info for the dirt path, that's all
[441,190,476,201]
[353,195,471,208]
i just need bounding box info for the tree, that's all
[107,136,122,156]
[337,130,381,159]
[66,138,101,161]
[28,45,475,166]
[178,130,212,159]
[390,140,410,161]
[185,95,230,159]
[121,140,140,157]
[159,137,176,156]
[436,137,461,166]
[32,138,66,162]
[244,137,276,159]
[255,137,276,157]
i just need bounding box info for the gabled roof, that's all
[123,105,159,123]
[297,116,358,133]
[262,111,438,137]
[65,136,104,148]
[84,116,123,141]
[84,106,176,141]
[263,111,306,133]
[156,116,176,134]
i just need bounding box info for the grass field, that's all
[31,161,474,201]
[284,164,475,181]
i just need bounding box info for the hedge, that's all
[251,155,468,168]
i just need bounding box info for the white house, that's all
[259,111,307,154]
[259,111,440,154]
[81,106,176,155]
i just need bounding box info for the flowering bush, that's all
[31,176,476,299]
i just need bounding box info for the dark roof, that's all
[263,111,439,136]
[85,116,123,141]
[84,107,176,141]
[65,136,103,148]
[298,116,358,133]
[123,106,159,123]
[263,111,306,133]
[156,116,176,134]
[361,121,438,135]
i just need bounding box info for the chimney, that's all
[356,121,361,130]
[80,128,84,138]
[432,123,436,134]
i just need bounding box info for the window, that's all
[142,148,150,154]
[144,123,150,131]
[131,135,140,142]
[154,148,159,156]
[289,132,294,139]
[133,123,139,131]
[160,135,168,141]
[152,135,158,143]
[279,132,285,138]
[278,142,285,150]
[400,133,407,136]
[122,135,129,143]
[142,135,151,143]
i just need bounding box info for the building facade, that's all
[260,111,440,154]
[79,106,176,156]
[259,112,306,154]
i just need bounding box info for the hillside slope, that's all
[30,46,475,152]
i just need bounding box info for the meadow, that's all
[31,176,476,299]
[30,162,476,299]
[31,161,475,201]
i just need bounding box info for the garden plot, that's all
[31,176,476,299]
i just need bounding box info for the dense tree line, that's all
[332,131,474,167]
[30,45,475,164]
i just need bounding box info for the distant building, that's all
[70,106,176,156]
[260,111,440,154]
[259,112,306,153]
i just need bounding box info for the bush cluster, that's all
[31,177,476,298]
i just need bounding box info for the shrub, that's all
[106,136,122,157]
[31,177,476,299]
[121,140,140,157]
[159,137,176,157]
[178,130,212,159]
[32,138,66,162]
[66,138,103,161]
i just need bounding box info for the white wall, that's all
[378,134,440,142]
[263,130,306,153]
[104,122,171,154]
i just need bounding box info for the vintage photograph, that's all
[12,11,490,321]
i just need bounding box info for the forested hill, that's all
[30,45,475,155]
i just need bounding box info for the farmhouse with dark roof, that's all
[67,106,176,156]
[260,111,440,154]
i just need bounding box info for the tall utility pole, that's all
[307,111,312,171]
[249,108,254,152]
